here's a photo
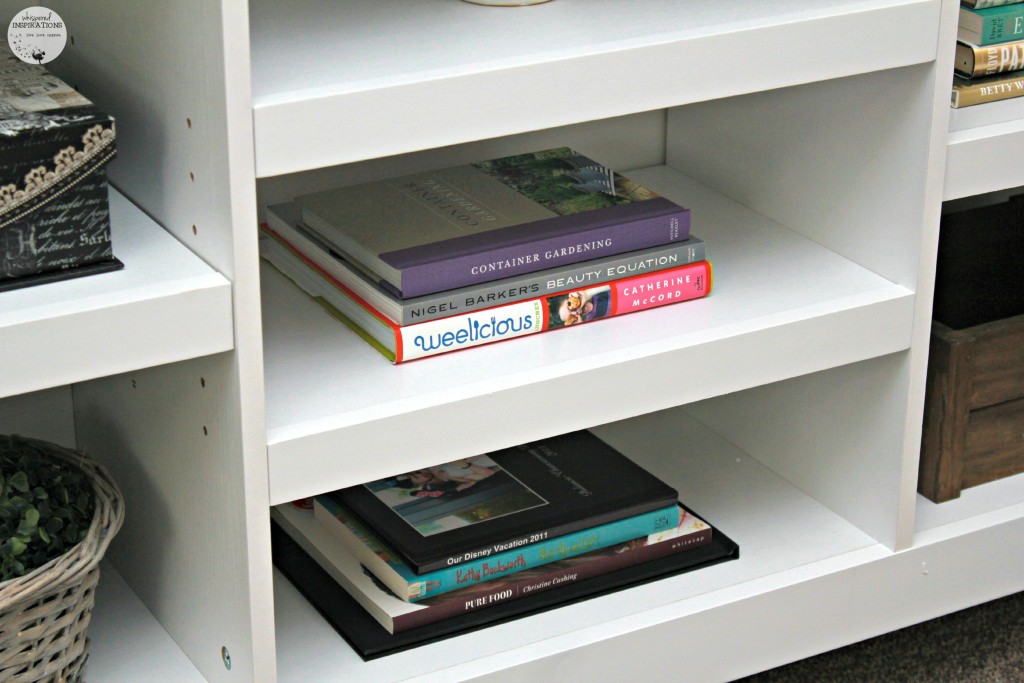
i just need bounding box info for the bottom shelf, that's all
[88,561,205,682]
[272,408,1024,682]
[273,409,882,682]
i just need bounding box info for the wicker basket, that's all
[0,436,125,683]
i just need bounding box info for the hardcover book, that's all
[274,500,711,633]
[959,4,1024,46]
[327,430,679,575]
[260,228,712,364]
[295,147,691,298]
[313,495,679,601]
[954,39,1024,78]
[270,511,740,660]
[0,41,120,284]
[951,72,1024,107]
[264,202,706,326]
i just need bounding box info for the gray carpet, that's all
[732,590,1024,682]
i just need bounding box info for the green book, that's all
[959,4,1024,45]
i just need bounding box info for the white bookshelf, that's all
[0,189,233,400]
[248,0,939,176]
[945,98,1024,199]
[261,165,914,503]
[4,0,1023,681]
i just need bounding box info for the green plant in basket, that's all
[0,435,95,582]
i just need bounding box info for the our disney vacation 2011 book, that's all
[313,495,679,602]
[273,500,711,634]
[294,147,691,299]
[270,510,740,660]
[264,202,707,326]
[326,430,679,575]
[259,227,712,364]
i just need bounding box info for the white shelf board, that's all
[88,561,207,682]
[261,164,915,504]
[914,472,1024,542]
[249,0,939,176]
[0,189,233,399]
[273,411,882,682]
[944,98,1024,200]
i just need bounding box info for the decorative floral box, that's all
[0,41,119,290]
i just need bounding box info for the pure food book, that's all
[273,499,713,634]
[259,228,712,364]
[263,202,707,326]
[294,147,691,299]
[325,431,679,577]
[270,507,740,660]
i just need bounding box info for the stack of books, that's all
[953,1,1024,107]
[260,147,711,363]
[271,430,739,658]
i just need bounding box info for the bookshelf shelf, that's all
[248,0,939,176]
[273,411,882,682]
[88,562,208,683]
[0,189,233,400]
[6,0,1023,681]
[261,164,913,504]
[944,98,1024,199]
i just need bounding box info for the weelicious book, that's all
[313,495,679,601]
[260,229,712,364]
[327,430,679,575]
[264,203,706,325]
[274,500,711,633]
[295,147,691,298]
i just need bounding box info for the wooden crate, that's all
[919,194,1024,502]
[919,314,1024,502]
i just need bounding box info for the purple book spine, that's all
[383,198,691,299]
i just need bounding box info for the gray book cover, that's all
[296,148,690,298]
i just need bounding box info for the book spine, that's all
[391,202,691,298]
[956,39,1024,77]
[960,6,1024,46]
[400,240,706,326]
[394,522,712,632]
[395,260,712,363]
[952,73,1024,107]
[316,496,679,602]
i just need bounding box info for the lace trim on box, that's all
[0,122,116,230]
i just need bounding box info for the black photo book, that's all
[271,516,739,660]
[328,430,679,574]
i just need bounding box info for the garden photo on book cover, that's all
[362,455,549,537]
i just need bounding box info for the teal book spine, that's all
[315,495,679,602]
[961,5,1024,45]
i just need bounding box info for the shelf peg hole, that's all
[203,426,208,436]
[192,224,197,236]
[189,171,195,183]
[186,117,192,129]
[200,377,206,388]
